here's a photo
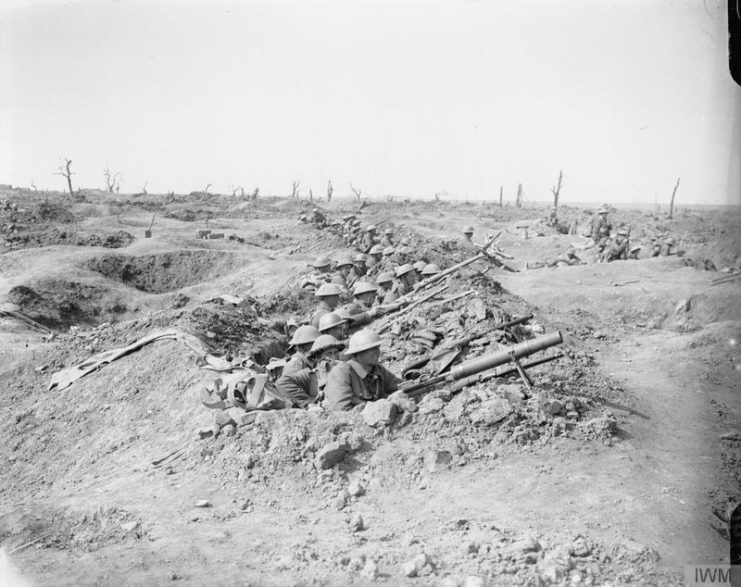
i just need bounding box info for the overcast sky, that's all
[1,0,738,205]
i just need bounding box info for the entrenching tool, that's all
[399,331,563,398]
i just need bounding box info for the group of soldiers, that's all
[274,218,485,412]
[589,206,678,262]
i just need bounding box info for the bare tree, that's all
[349,183,362,201]
[103,167,121,193]
[251,187,259,200]
[231,185,244,197]
[138,181,148,196]
[327,180,333,202]
[54,158,75,197]
[550,170,563,211]
[291,180,301,199]
[515,183,524,208]
[309,188,314,202]
[499,185,503,208]
[203,183,212,197]
[668,177,680,219]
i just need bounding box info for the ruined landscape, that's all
[0,186,739,585]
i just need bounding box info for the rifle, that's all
[375,284,450,334]
[401,313,534,376]
[399,331,563,397]
[408,234,500,294]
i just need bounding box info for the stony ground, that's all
[0,188,739,586]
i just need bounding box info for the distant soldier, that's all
[394,263,418,297]
[590,206,611,246]
[420,263,440,278]
[348,253,368,285]
[310,283,343,328]
[361,225,379,253]
[460,225,477,251]
[300,256,333,290]
[341,281,387,330]
[366,244,384,274]
[331,257,354,288]
[311,207,327,227]
[380,228,395,248]
[324,330,401,411]
[527,246,585,269]
[318,312,348,340]
[283,325,321,376]
[275,334,345,407]
[660,236,676,257]
[628,245,642,260]
[602,229,629,262]
[376,272,397,304]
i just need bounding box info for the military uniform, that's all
[282,351,312,377]
[311,301,337,328]
[324,360,401,411]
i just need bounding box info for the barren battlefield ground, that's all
[0,187,740,586]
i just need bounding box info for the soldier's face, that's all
[357,292,375,306]
[355,347,380,367]
[325,295,340,309]
[329,324,346,339]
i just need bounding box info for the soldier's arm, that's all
[379,365,402,395]
[324,363,357,411]
[275,369,315,408]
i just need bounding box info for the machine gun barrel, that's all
[399,331,563,396]
[401,313,534,374]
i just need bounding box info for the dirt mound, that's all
[3,228,134,250]
[7,280,127,330]
[85,251,239,293]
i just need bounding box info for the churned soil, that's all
[0,188,738,585]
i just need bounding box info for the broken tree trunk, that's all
[668,177,680,219]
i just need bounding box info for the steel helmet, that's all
[315,283,342,298]
[384,228,393,235]
[342,214,356,222]
[397,246,411,256]
[289,325,321,346]
[352,218,362,226]
[353,281,378,296]
[413,261,427,273]
[597,206,609,215]
[376,272,393,285]
[354,253,367,263]
[335,256,354,268]
[395,263,415,278]
[665,237,676,245]
[382,246,396,256]
[421,263,440,276]
[462,225,474,234]
[366,224,377,232]
[369,244,384,255]
[309,334,344,357]
[346,329,383,355]
[617,228,628,236]
[318,312,347,332]
[400,238,411,246]
[312,256,331,269]
[630,245,642,253]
